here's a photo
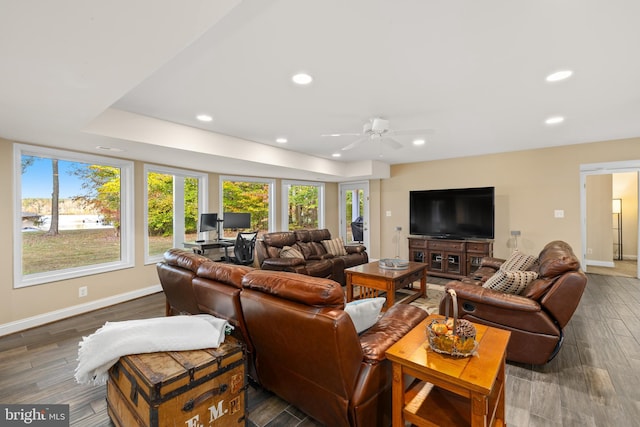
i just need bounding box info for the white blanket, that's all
[75,314,232,385]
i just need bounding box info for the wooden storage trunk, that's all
[107,337,246,427]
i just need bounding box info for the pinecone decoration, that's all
[455,319,476,338]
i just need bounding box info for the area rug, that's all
[385,283,444,314]
[350,283,445,314]
[408,283,444,314]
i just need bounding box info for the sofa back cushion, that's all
[163,248,210,273]
[196,262,252,289]
[262,231,297,249]
[242,270,344,308]
[536,241,580,278]
[239,269,362,426]
[295,228,332,243]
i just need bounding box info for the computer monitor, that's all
[199,213,219,232]
[222,212,251,229]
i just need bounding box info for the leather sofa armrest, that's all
[443,281,541,313]
[345,245,366,254]
[480,257,506,269]
[359,304,428,363]
[262,257,306,268]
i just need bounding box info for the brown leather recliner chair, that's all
[240,270,428,426]
[440,240,587,365]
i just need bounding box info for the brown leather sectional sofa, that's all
[255,228,368,285]
[157,248,427,426]
[440,240,587,365]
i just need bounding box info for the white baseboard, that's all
[0,284,163,337]
[585,259,615,267]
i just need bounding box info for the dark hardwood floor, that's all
[0,273,638,426]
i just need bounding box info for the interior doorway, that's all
[580,162,639,278]
[339,181,369,249]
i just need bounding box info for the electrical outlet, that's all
[79,286,88,298]
[587,248,593,254]
[395,226,402,231]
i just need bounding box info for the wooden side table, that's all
[385,314,510,426]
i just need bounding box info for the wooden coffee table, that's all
[345,261,427,310]
[385,314,511,426]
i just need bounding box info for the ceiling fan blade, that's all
[341,136,368,151]
[381,137,402,149]
[391,128,435,136]
[320,132,361,137]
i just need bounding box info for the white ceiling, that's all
[2,0,640,182]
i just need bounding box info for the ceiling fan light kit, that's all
[371,118,389,133]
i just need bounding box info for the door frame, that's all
[580,160,640,278]
[339,181,369,250]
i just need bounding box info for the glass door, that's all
[339,181,369,249]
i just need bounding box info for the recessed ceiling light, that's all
[545,116,565,125]
[332,153,341,157]
[276,137,288,143]
[546,70,573,82]
[412,139,426,146]
[292,73,313,85]
[196,114,213,122]
[95,145,123,152]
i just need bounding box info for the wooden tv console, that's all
[408,237,493,279]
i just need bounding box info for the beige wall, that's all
[377,137,640,262]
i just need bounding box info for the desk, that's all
[183,240,234,260]
[386,314,510,426]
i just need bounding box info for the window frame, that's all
[13,144,134,288]
[143,164,208,265]
[219,175,275,233]
[281,180,325,231]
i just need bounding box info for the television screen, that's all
[199,213,218,232]
[410,187,495,239]
[223,212,251,229]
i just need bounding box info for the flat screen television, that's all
[223,212,251,229]
[410,187,495,239]
[199,213,219,232]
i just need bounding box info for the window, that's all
[282,180,324,230]
[14,144,134,287]
[144,165,207,263]
[220,176,274,238]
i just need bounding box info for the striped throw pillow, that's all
[322,237,348,256]
[280,246,304,259]
[501,250,538,271]
[483,269,539,294]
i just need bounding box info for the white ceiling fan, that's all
[323,117,432,151]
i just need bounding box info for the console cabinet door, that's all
[408,238,492,279]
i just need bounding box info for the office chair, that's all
[230,231,258,265]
